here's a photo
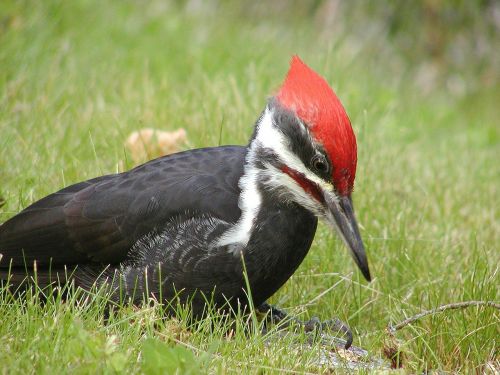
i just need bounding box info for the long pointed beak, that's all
[322,192,371,282]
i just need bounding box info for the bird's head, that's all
[250,56,371,281]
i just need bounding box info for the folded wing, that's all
[0,146,245,270]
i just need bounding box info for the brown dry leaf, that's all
[125,128,188,165]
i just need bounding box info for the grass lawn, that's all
[0,1,498,373]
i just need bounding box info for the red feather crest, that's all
[276,56,357,195]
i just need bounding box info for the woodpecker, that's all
[0,57,370,346]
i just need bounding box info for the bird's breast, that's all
[114,203,317,314]
[243,203,318,305]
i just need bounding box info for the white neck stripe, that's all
[215,107,334,250]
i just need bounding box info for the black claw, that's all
[257,303,354,349]
[302,316,353,349]
[320,318,353,349]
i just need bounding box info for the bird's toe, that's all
[302,316,353,349]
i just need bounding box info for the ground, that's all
[0,1,498,373]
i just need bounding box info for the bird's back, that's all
[0,146,246,272]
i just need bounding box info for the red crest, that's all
[276,56,357,195]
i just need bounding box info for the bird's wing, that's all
[0,146,245,268]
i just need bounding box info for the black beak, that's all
[323,192,371,282]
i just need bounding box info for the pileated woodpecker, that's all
[0,57,370,347]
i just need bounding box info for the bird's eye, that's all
[311,155,328,173]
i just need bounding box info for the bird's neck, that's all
[215,138,266,248]
[215,106,295,248]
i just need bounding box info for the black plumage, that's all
[0,144,316,316]
[0,58,371,346]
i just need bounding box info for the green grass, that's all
[0,1,499,373]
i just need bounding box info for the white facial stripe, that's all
[215,107,337,250]
[256,108,333,192]
[215,159,261,248]
[260,162,325,216]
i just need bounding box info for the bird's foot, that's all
[257,302,353,349]
[257,302,289,325]
[300,316,353,349]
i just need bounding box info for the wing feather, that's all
[0,146,245,270]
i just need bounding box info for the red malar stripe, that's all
[281,166,323,203]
